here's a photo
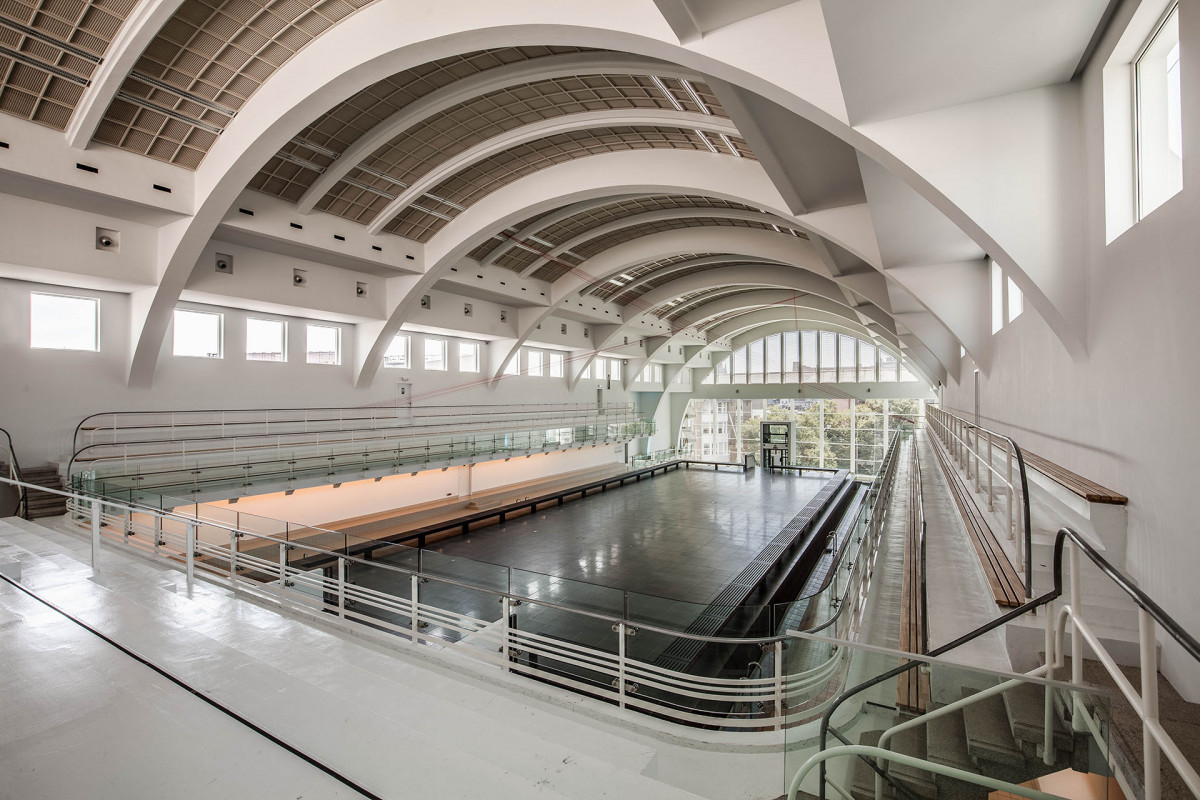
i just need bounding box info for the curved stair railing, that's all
[798,526,1200,800]
[0,427,27,519]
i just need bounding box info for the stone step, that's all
[961,690,1024,768]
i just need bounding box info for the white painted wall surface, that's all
[945,0,1200,699]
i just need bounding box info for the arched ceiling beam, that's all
[632,263,894,336]
[608,254,780,300]
[477,193,644,267]
[134,10,1065,385]
[520,207,799,278]
[65,0,188,148]
[296,52,705,214]
[486,227,836,386]
[363,109,741,235]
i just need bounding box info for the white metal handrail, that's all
[0,466,903,731]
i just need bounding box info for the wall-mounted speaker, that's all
[355,281,367,297]
[292,268,307,286]
[95,227,120,252]
[560,324,567,335]
[419,295,431,309]
[500,310,507,322]
[215,253,233,274]
[583,328,590,339]
[463,303,473,317]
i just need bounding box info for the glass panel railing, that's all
[783,635,1112,800]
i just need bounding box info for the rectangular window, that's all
[424,337,447,371]
[383,334,410,368]
[839,334,857,382]
[732,346,748,383]
[1136,4,1183,219]
[306,324,340,365]
[714,356,730,384]
[1007,276,1024,322]
[173,308,222,358]
[801,330,818,382]
[548,351,564,378]
[878,350,898,382]
[748,338,765,384]
[30,292,98,351]
[991,260,1004,334]
[899,359,917,382]
[640,363,662,383]
[819,330,837,382]
[246,318,285,362]
[526,349,544,377]
[504,353,520,375]
[608,358,621,381]
[858,340,877,382]
[783,330,800,383]
[459,341,480,372]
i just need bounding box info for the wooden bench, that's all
[930,431,1025,608]
[898,444,930,713]
[1021,450,1127,505]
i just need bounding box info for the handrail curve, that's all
[0,427,27,519]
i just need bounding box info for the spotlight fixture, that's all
[332,483,342,489]
[284,489,295,496]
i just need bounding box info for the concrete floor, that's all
[0,516,785,800]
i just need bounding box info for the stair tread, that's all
[1003,683,1073,750]
[961,690,1024,766]
[889,725,937,796]
[852,730,895,800]
[926,709,974,772]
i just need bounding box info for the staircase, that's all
[848,678,1096,800]
[19,466,67,519]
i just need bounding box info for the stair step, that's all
[926,709,974,773]
[889,725,938,798]
[1003,683,1074,756]
[851,731,894,800]
[961,690,1024,768]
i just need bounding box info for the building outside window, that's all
[246,318,286,361]
[1136,3,1183,219]
[383,334,410,368]
[459,341,480,372]
[30,292,98,351]
[173,308,222,358]
[306,324,340,365]
[526,349,544,376]
[424,337,447,370]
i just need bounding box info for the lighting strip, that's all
[115,91,224,134]
[0,19,102,62]
[0,44,90,85]
[680,80,711,115]
[695,129,719,154]
[719,133,741,157]
[128,71,238,117]
[289,137,340,160]
[276,150,326,173]
[649,75,686,112]
[339,175,396,200]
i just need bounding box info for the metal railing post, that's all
[185,522,196,589]
[337,557,346,618]
[617,621,627,709]
[1043,607,1056,766]
[153,514,161,555]
[410,574,420,644]
[278,543,287,598]
[502,596,511,672]
[1069,543,1083,685]
[1140,608,1161,800]
[229,531,238,587]
[90,500,101,567]
[774,639,785,730]
[986,434,994,511]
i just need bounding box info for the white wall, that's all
[0,277,637,466]
[945,0,1200,699]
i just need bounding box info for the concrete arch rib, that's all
[133,7,1075,386]
[518,208,797,279]
[65,0,188,148]
[363,109,741,235]
[479,194,644,267]
[606,255,781,300]
[490,232,852,387]
[298,52,704,214]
